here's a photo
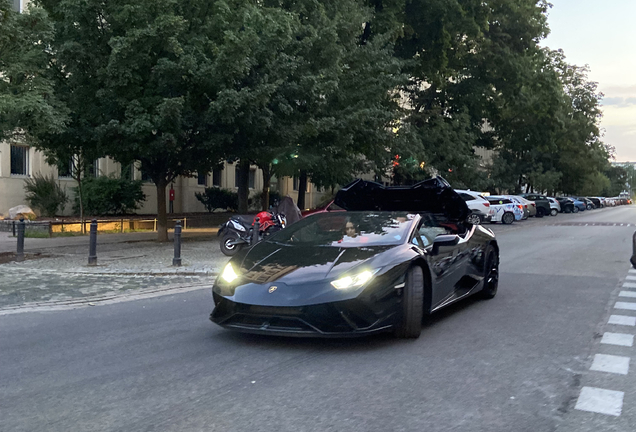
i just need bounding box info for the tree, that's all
[0,3,68,148]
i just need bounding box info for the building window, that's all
[58,157,74,178]
[120,163,135,180]
[212,169,222,187]
[88,159,100,178]
[293,176,299,191]
[12,0,21,13]
[249,169,256,189]
[197,171,207,186]
[10,145,29,176]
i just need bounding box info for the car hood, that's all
[334,176,468,221]
[238,241,393,285]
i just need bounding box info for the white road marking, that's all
[622,282,636,288]
[619,291,636,298]
[590,354,630,375]
[615,302,636,311]
[575,387,624,416]
[625,275,636,281]
[609,315,636,326]
[629,269,636,274]
[601,332,634,347]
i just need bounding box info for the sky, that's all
[543,0,636,162]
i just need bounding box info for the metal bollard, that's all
[252,217,260,245]
[88,220,98,266]
[16,218,25,262]
[631,231,636,269]
[173,220,182,266]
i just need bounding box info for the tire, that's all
[480,246,499,299]
[220,233,244,256]
[587,204,593,210]
[573,206,579,213]
[564,206,572,214]
[550,208,558,216]
[394,266,424,339]
[535,207,545,218]
[467,213,482,225]
[502,212,514,225]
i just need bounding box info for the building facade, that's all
[0,139,329,217]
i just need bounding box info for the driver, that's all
[344,221,359,239]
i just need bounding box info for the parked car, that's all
[301,199,344,217]
[517,196,537,217]
[487,196,523,224]
[518,193,550,217]
[455,189,494,225]
[547,197,561,216]
[576,197,595,210]
[505,195,530,219]
[586,197,602,209]
[567,198,586,212]
[555,197,575,213]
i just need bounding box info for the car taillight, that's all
[484,202,489,207]
[517,205,523,209]
[531,203,536,207]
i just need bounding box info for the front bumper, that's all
[210,293,398,337]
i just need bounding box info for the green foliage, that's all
[0,3,68,143]
[195,188,238,213]
[23,174,69,217]
[73,176,146,216]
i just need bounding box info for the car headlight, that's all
[331,269,379,290]
[221,263,239,283]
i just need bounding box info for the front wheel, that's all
[564,207,572,214]
[573,206,579,213]
[481,246,499,299]
[550,208,558,216]
[587,204,593,210]
[394,266,424,339]
[502,212,515,224]
[220,233,244,256]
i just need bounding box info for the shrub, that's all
[74,176,146,216]
[195,187,238,212]
[24,174,69,217]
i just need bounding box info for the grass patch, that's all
[24,231,52,238]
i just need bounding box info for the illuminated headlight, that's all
[331,269,378,290]
[221,263,239,283]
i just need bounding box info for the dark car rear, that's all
[519,193,550,217]
[555,197,575,213]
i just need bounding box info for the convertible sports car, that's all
[210,176,500,338]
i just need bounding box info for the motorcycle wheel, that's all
[221,233,244,256]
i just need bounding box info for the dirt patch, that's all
[0,252,47,264]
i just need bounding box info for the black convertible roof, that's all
[334,176,469,221]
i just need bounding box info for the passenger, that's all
[344,221,359,239]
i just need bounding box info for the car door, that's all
[412,218,469,308]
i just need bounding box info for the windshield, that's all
[266,211,415,247]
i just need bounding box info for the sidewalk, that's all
[0,229,228,312]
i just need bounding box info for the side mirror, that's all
[432,234,459,254]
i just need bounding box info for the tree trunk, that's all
[260,163,271,211]
[237,160,250,214]
[297,170,308,210]
[156,178,168,242]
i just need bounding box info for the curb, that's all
[0,282,213,315]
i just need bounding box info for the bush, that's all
[195,187,238,212]
[24,174,69,217]
[74,176,146,216]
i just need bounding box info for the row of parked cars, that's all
[456,190,631,225]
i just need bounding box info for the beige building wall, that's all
[0,141,329,216]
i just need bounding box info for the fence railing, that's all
[1,218,189,237]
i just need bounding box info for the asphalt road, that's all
[2,205,635,432]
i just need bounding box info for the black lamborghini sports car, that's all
[210,176,499,338]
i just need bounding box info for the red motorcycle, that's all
[218,210,287,256]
